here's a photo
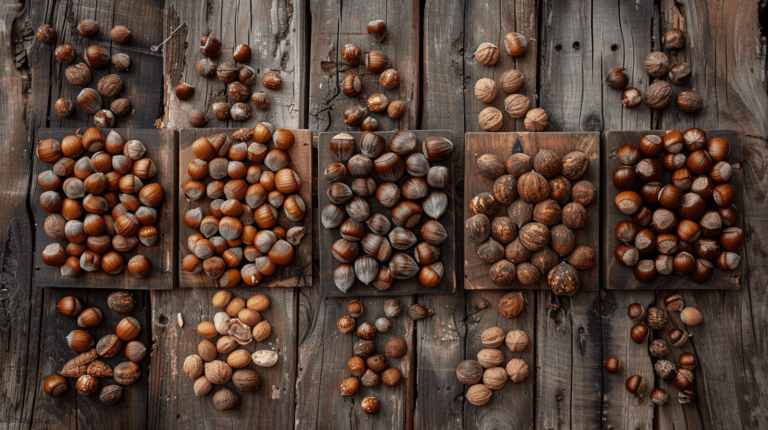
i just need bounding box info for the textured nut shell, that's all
[251,350,279,367]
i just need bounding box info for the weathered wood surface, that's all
[463,131,601,290]
[2,0,768,429]
[317,130,456,297]
[603,130,744,290]
[177,128,312,289]
[32,128,178,290]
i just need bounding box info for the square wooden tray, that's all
[318,130,456,297]
[178,129,312,288]
[602,130,743,289]
[463,132,601,291]
[32,128,177,289]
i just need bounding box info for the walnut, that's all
[498,292,525,319]
[478,107,504,131]
[480,327,506,348]
[505,330,529,352]
[500,69,524,93]
[474,78,498,103]
[645,81,673,109]
[524,108,548,131]
[482,366,508,390]
[504,94,531,118]
[474,43,499,66]
[204,360,233,385]
[97,74,124,97]
[476,348,505,368]
[466,384,492,405]
[506,358,530,382]
[644,51,670,77]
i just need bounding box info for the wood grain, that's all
[603,130,744,290]
[31,128,177,290]
[177,128,312,289]
[463,132,601,291]
[318,130,456,297]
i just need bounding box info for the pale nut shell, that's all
[505,329,529,352]
[227,318,254,345]
[183,354,204,379]
[251,350,279,367]
[480,327,505,348]
[214,312,231,335]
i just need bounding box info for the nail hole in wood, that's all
[159,314,169,325]
[555,44,562,51]
[573,42,580,50]
[611,44,619,51]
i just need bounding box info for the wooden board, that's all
[318,130,456,297]
[603,130,744,290]
[463,132,601,291]
[177,129,312,288]
[31,128,177,290]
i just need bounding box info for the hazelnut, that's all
[380,68,399,89]
[669,63,692,85]
[36,24,56,43]
[110,25,131,43]
[678,91,702,113]
[341,43,361,65]
[605,68,628,89]
[55,44,76,63]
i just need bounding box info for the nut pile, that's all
[467,149,596,294]
[336,299,427,414]
[612,130,743,283]
[472,32,548,132]
[185,34,283,127]
[339,20,409,130]
[38,21,134,126]
[43,292,144,405]
[182,292,276,411]
[182,127,306,287]
[613,296,702,406]
[38,129,163,278]
[457,326,531,406]
[322,131,453,293]
[606,28,701,112]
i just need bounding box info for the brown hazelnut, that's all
[621,88,642,107]
[605,68,629,89]
[110,25,131,44]
[669,63,692,85]
[342,43,361,65]
[678,91,702,113]
[55,44,76,63]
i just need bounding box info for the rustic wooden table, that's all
[2,1,767,429]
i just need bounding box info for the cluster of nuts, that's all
[457,326,530,406]
[322,131,453,293]
[182,127,306,287]
[336,299,424,414]
[38,129,163,278]
[606,28,701,112]
[612,130,743,283]
[38,21,133,126]
[472,33,547,132]
[182,292,275,411]
[467,150,596,294]
[607,297,702,406]
[339,20,408,130]
[43,292,144,405]
[185,34,282,127]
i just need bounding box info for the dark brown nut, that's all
[549,224,575,256]
[342,74,362,97]
[561,202,587,230]
[491,216,518,244]
[645,81,673,109]
[230,103,250,121]
[469,192,498,216]
[519,222,550,252]
[477,154,506,179]
[107,291,135,313]
[97,74,123,97]
[262,71,283,89]
[354,339,376,358]
[200,34,222,58]
[477,238,505,264]
[342,43,361,65]
[113,361,140,385]
[466,214,491,242]
[55,98,74,117]
[517,171,550,202]
[505,238,531,264]
[533,199,562,227]
[548,261,580,296]
[197,58,217,77]
[561,151,589,180]
[228,81,251,102]
[110,25,131,44]
[37,24,56,43]
[216,62,237,83]
[678,91,702,113]
[493,175,517,204]
[365,50,389,72]
[189,109,207,127]
[669,63,692,85]
[233,43,251,62]
[516,262,540,285]
[663,28,685,50]
[644,52,670,77]
[55,44,76,63]
[605,68,629,89]
[622,88,643,107]
[78,19,99,36]
[110,98,131,117]
[571,181,596,206]
[99,385,122,405]
[530,246,559,274]
[113,53,131,71]
[77,88,102,114]
[93,109,115,128]
[96,334,122,358]
[498,292,524,319]
[85,45,110,68]
[65,63,92,86]
[567,246,596,270]
[251,92,270,110]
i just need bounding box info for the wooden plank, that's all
[462,290,535,428]
[656,1,768,428]
[295,295,416,429]
[603,130,744,290]
[317,130,456,297]
[463,132,601,291]
[307,0,420,133]
[177,128,312,288]
[31,128,177,290]
[415,0,469,427]
[163,0,304,131]
[148,286,296,428]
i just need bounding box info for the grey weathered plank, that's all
[656,1,768,429]
[415,0,468,427]
[163,0,304,131]
[307,0,420,133]
[148,287,297,429]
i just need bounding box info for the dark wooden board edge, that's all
[602,130,744,289]
[177,128,312,288]
[463,132,601,291]
[32,128,178,290]
[318,130,457,297]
